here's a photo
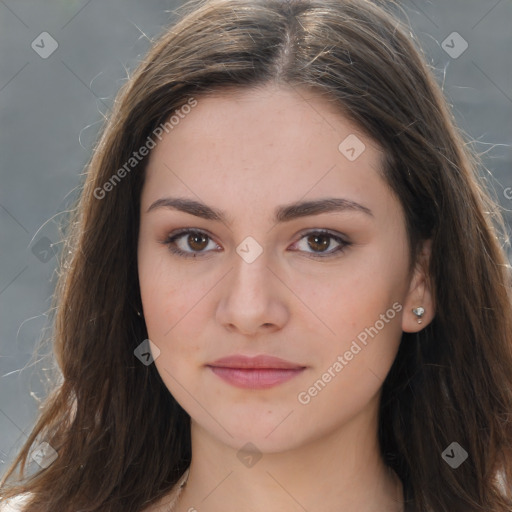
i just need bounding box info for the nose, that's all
[215,250,290,336]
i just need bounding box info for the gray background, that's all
[1,0,511,477]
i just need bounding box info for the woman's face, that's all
[137,84,429,452]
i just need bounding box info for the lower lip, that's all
[208,366,305,389]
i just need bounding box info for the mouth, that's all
[206,354,306,389]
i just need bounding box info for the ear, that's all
[402,239,435,333]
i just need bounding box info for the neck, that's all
[174,405,403,512]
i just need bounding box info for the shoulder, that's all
[0,494,31,512]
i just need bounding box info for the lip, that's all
[206,355,306,389]
[208,354,305,369]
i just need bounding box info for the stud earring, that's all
[412,307,425,324]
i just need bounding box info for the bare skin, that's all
[137,83,434,512]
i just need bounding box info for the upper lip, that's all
[207,355,305,370]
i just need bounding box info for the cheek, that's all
[293,273,403,427]
[141,277,204,353]
[141,276,206,397]
[138,242,191,332]
[289,257,405,340]
[137,247,211,378]
[286,249,406,398]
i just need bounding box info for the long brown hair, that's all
[1,0,511,510]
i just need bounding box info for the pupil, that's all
[189,233,208,250]
[308,234,329,252]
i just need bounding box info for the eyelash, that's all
[162,228,351,259]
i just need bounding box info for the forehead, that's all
[141,84,388,217]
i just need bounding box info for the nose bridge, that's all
[216,243,289,334]
[229,247,271,302]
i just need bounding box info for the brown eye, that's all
[306,234,332,252]
[164,229,219,258]
[291,230,350,258]
[187,232,209,251]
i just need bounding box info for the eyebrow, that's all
[146,196,373,224]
